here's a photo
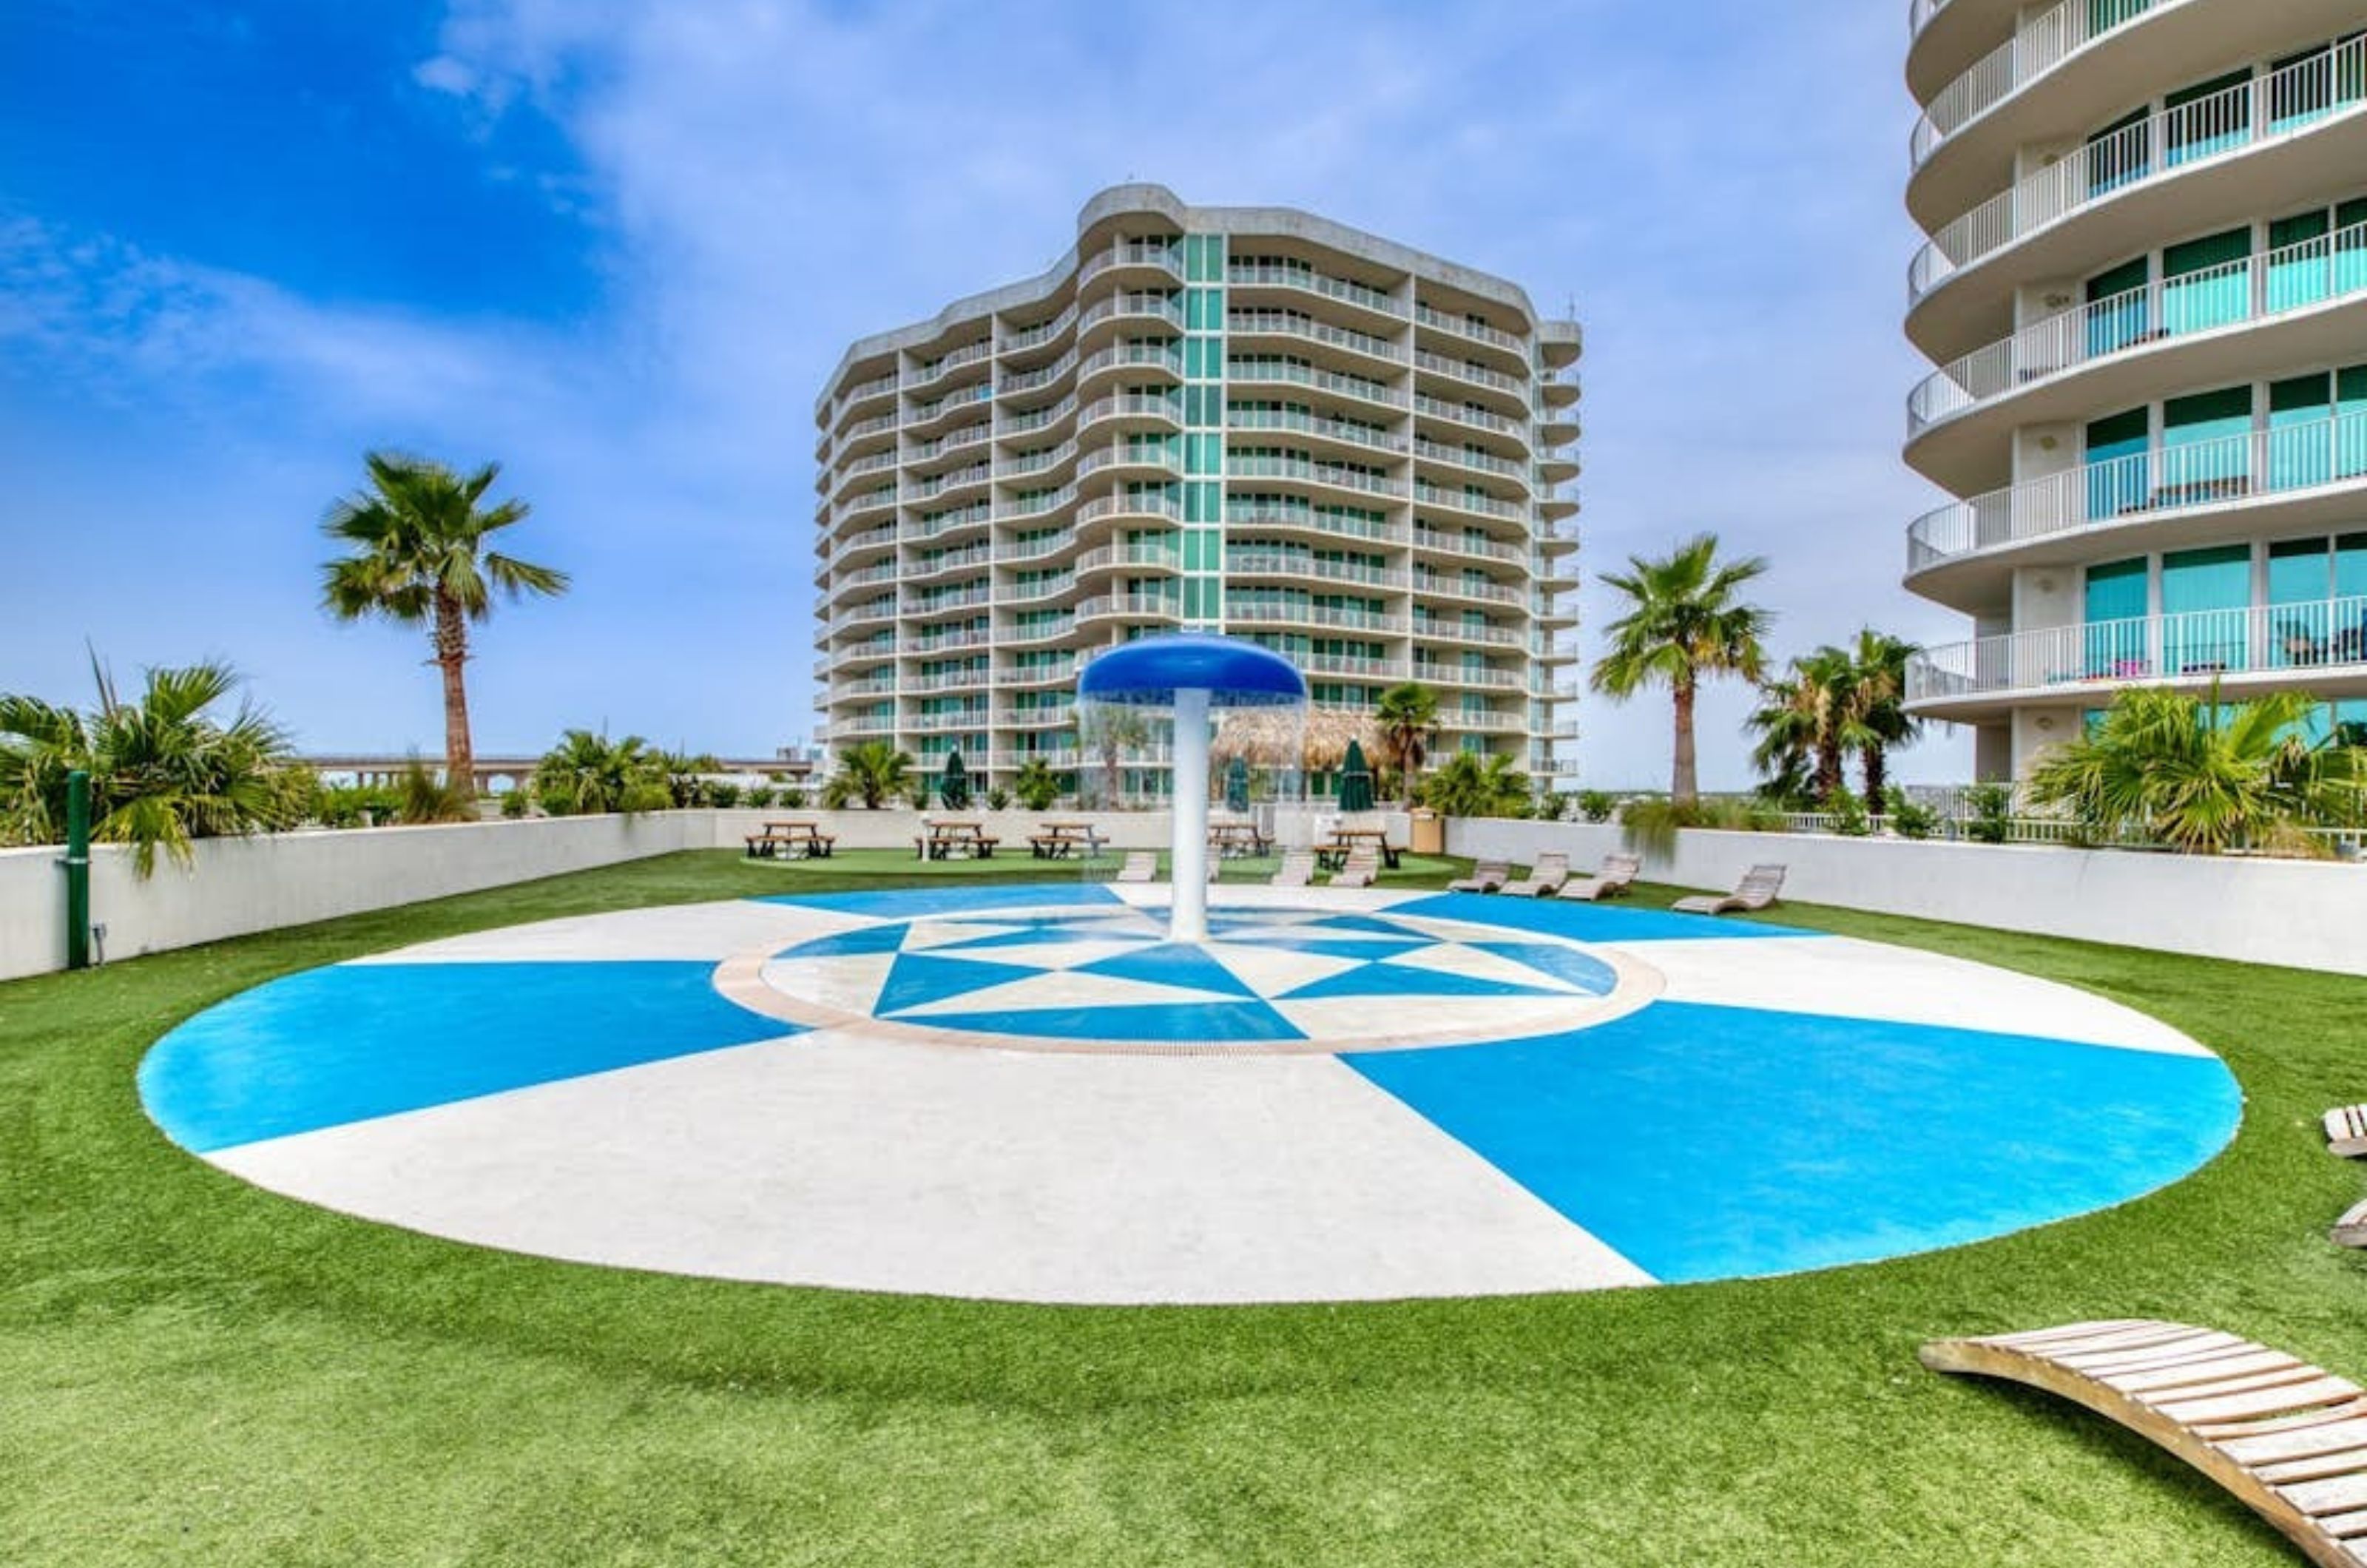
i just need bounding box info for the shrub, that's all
[396,758,477,825]
[1013,758,1061,811]
[1885,787,1939,840]
[499,789,530,820]
[1576,789,1616,824]
[1826,787,1871,837]
[987,786,1011,811]
[1963,783,2013,845]
[782,786,808,809]
[743,786,776,810]
[1618,796,1783,857]
[708,783,743,809]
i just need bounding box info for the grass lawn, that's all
[6,849,2366,1564]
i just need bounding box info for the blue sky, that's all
[0,0,1969,786]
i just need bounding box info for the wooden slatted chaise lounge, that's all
[1448,859,1510,894]
[1115,851,1157,884]
[1329,848,1380,889]
[1672,863,1786,916]
[2334,1201,2367,1250]
[1921,1319,2367,1567]
[1270,850,1315,889]
[1500,852,1570,899]
[2327,1106,2367,1158]
[1560,853,1642,903]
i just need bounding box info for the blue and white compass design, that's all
[138,883,2243,1305]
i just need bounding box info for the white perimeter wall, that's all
[0,808,1196,981]
[1450,817,2367,979]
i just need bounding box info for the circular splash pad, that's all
[141,884,2240,1304]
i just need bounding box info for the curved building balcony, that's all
[1227,408,1405,462]
[901,546,994,586]
[1411,526,1527,570]
[1222,499,1405,550]
[1074,290,1184,349]
[1075,341,1183,393]
[1908,37,2367,359]
[1232,359,1409,418]
[1411,391,1530,449]
[1226,601,1408,635]
[1073,491,1184,535]
[1908,0,2018,98]
[1222,551,1407,592]
[1226,263,1407,336]
[1911,0,2218,216]
[1077,391,1183,441]
[1412,303,1532,375]
[1075,239,1181,293]
[897,505,992,549]
[1908,593,2367,720]
[1075,592,1181,628]
[903,339,994,396]
[1908,220,2367,491]
[1226,453,1405,503]
[1073,542,1182,577]
[1229,310,1406,378]
[1905,408,2367,612]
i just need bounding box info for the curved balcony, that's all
[1419,664,1524,692]
[1223,551,1407,591]
[831,488,900,534]
[1076,444,1181,484]
[902,545,994,584]
[1909,38,2367,353]
[998,300,1078,363]
[898,504,991,547]
[1074,542,1181,575]
[1075,342,1182,391]
[1910,0,2195,177]
[1908,593,2367,719]
[994,347,1078,406]
[1412,619,1523,649]
[900,626,994,657]
[1078,391,1183,439]
[1413,303,1530,372]
[1908,219,2367,470]
[1411,391,1529,447]
[905,339,994,396]
[991,574,1081,609]
[1412,526,1527,568]
[1410,571,1526,609]
[996,662,1076,689]
[1229,358,1409,415]
[1076,592,1180,626]
[1905,408,2367,612]
[906,584,995,621]
[903,462,991,507]
[903,669,990,695]
[1226,453,1405,501]
[1411,437,1524,482]
[1226,262,1405,333]
[1223,499,1405,548]
[828,370,899,435]
[1411,481,1526,524]
[825,523,899,573]
[993,439,1080,485]
[1227,601,1408,635]
[903,388,995,442]
[1227,408,1405,459]
[1076,240,1181,291]
[998,533,1080,568]
[1229,310,1405,374]
[1074,492,1183,530]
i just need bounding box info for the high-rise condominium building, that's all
[810,184,1581,800]
[1900,1,2367,777]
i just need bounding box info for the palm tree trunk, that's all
[1862,744,1887,811]
[432,591,475,798]
[1671,679,1698,805]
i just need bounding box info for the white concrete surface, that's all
[212,1030,1653,1305]
[1452,817,2367,979]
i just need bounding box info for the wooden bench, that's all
[2326,1105,2367,1158]
[914,822,999,861]
[743,821,834,860]
[1922,1319,2367,1567]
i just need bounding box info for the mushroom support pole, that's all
[1169,686,1211,942]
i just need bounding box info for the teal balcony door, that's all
[2269,374,2332,491]
[2082,557,2150,677]
[2159,385,2255,501]
[2161,544,2252,674]
[2084,407,2150,520]
[2159,228,2252,337]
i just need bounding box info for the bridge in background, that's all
[305,754,818,791]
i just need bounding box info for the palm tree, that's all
[1374,682,1440,808]
[2027,686,2366,854]
[1842,629,1922,806]
[1592,534,1771,805]
[531,729,668,816]
[320,453,568,800]
[829,740,912,810]
[1012,756,1062,811]
[1744,673,1819,805]
[1,659,303,875]
[1078,703,1150,806]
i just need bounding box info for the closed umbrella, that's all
[1339,738,1374,812]
[1224,754,1251,814]
[939,749,972,811]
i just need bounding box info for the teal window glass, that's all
[1185,288,1222,331]
[2269,209,2334,311]
[2084,406,2151,518]
[2087,0,2150,33]
[2164,70,2252,166]
[2084,257,2151,356]
[2160,385,2254,495]
[2160,227,2252,335]
[2338,533,2367,599]
[2269,38,2367,132]
[2341,365,2367,478]
[2269,374,2334,490]
[2086,107,2150,197]
[2083,558,2150,677]
[2161,544,2252,673]
[2269,538,2332,669]
[2339,197,2367,298]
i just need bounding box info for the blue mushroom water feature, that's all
[1077,633,1307,942]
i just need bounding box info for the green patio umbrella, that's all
[1223,754,1251,814]
[1338,738,1375,812]
[938,749,972,812]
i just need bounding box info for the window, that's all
[2164,69,2252,166]
[2342,365,2367,479]
[2085,107,2150,197]
[2084,256,2150,356]
[2084,406,2150,519]
[2160,227,2251,335]
[2083,558,2150,679]
[2269,35,2367,132]
[2269,374,2333,490]
[2161,544,2252,672]
[2161,385,2254,494]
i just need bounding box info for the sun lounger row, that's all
[1110,848,1373,888]
[1448,853,1644,902]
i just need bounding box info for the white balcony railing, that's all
[1911,37,2367,301]
[1226,453,1404,497]
[1226,408,1405,453]
[1412,482,1524,521]
[1907,408,2367,571]
[1911,594,2367,702]
[1413,303,1527,354]
[1229,358,1408,408]
[1229,310,1401,362]
[1912,0,2187,166]
[1910,219,2367,433]
[1228,263,1405,317]
[1413,350,1524,395]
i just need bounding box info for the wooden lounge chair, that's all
[2334,1200,2367,1249]
[1560,853,1642,902]
[1501,852,1570,899]
[1672,863,1786,916]
[1115,851,1157,884]
[1448,859,1510,894]
[1922,1319,2367,1568]
[1271,850,1314,889]
[1329,848,1380,889]
[2327,1105,2367,1158]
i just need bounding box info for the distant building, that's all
[809,183,1582,799]
[1901,4,2367,777]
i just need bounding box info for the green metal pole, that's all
[64,768,90,971]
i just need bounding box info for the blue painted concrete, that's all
[1387,892,1817,942]
[916,1000,1306,1044]
[141,962,800,1155]
[1075,943,1259,998]
[1344,1000,2241,1283]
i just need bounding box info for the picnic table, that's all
[1028,820,1107,859]
[743,819,835,859]
[1206,820,1271,859]
[914,819,999,861]
[1317,826,1401,871]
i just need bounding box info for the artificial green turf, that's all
[5,850,2366,1564]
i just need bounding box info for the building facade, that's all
[810,184,1581,800]
[1900,1,2367,777]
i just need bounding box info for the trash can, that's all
[1409,808,1444,856]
